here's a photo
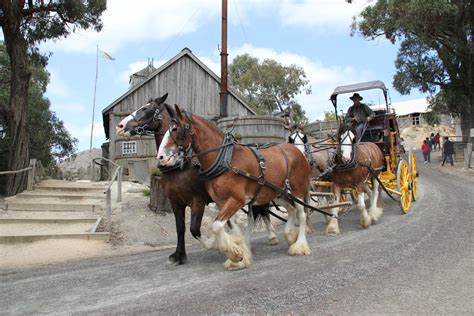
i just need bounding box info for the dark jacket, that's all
[443,140,455,155]
[345,103,375,123]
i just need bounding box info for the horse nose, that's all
[158,155,163,160]
[118,123,124,128]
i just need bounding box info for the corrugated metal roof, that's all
[371,98,431,116]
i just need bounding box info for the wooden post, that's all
[27,159,36,191]
[464,143,472,170]
[106,189,111,232]
[117,167,122,202]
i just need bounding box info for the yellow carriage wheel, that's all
[408,149,418,200]
[397,159,412,213]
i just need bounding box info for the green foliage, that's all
[323,111,337,122]
[229,54,310,119]
[0,42,77,170]
[151,167,161,176]
[143,189,151,197]
[352,0,473,137]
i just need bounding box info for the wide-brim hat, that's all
[349,93,363,100]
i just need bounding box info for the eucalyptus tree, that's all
[0,0,106,195]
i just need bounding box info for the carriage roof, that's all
[330,80,389,110]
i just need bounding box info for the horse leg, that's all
[262,210,278,245]
[280,200,298,246]
[168,202,187,265]
[288,202,311,256]
[190,200,205,239]
[357,190,372,228]
[214,198,252,270]
[368,178,383,223]
[244,205,255,244]
[326,186,340,236]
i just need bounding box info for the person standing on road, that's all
[433,132,440,150]
[425,137,431,162]
[345,93,375,141]
[441,136,455,166]
[422,139,430,163]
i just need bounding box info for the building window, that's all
[411,114,420,125]
[122,141,137,155]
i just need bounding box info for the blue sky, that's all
[39,0,426,152]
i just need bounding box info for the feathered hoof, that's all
[360,214,372,228]
[284,228,298,246]
[369,207,383,223]
[268,236,278,245]
[223,258,251,271]
[288,240,311,256]
[325,225,340,237]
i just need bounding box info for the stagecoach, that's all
[313,80,418,213]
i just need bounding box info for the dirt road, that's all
[1,152,473,314]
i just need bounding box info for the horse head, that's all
[288,128,307,156]
[336,120,357,163]
[116,93,169,138]
[158,104,194,167]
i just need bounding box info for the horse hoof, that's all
[288,241,311,256]
[168,253,187,265]
[268,237,278,245]
[223,259,250,271]
[284,228,298,246]
[325,227,340,237]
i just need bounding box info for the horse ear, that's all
[164,103,175,119]
[155,93,168,105]
[174,104,183,122]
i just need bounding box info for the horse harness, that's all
[172,111,337,218]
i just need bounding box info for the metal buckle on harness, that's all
[257,176,265,185]
[259,161,266,170]
[135,126,145,135]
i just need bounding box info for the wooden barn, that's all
[101,47,257,182]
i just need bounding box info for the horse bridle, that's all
[130,101,164,136]
[168,110,195,160]
[289,131,307,144]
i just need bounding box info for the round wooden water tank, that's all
[217,115,288,145]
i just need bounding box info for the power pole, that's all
[219,0,228,117]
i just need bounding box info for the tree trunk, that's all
[1,1,31,196]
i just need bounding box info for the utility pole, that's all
[219,0,228,117]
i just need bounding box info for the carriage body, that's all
[325,80,418,213]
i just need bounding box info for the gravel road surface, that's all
[1,152,473,315]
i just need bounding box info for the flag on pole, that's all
[99,48,115,61]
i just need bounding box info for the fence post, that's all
[464,143,472,170]
[27,159,36,191]
[117,167,122,202]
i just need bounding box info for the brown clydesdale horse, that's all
[323,121,385,235]
[116,94,277,265]
[158,105,311,270]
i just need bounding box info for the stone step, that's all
[0,232,110,244]
[14,192,106,200]
[0,219,101,235]
[4,202,101,212]
[0,210,98,219]
[33,186,106,193]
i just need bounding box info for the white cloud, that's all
[41,0,221,54]
[278,0,369,30]
[230,43,373,121]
